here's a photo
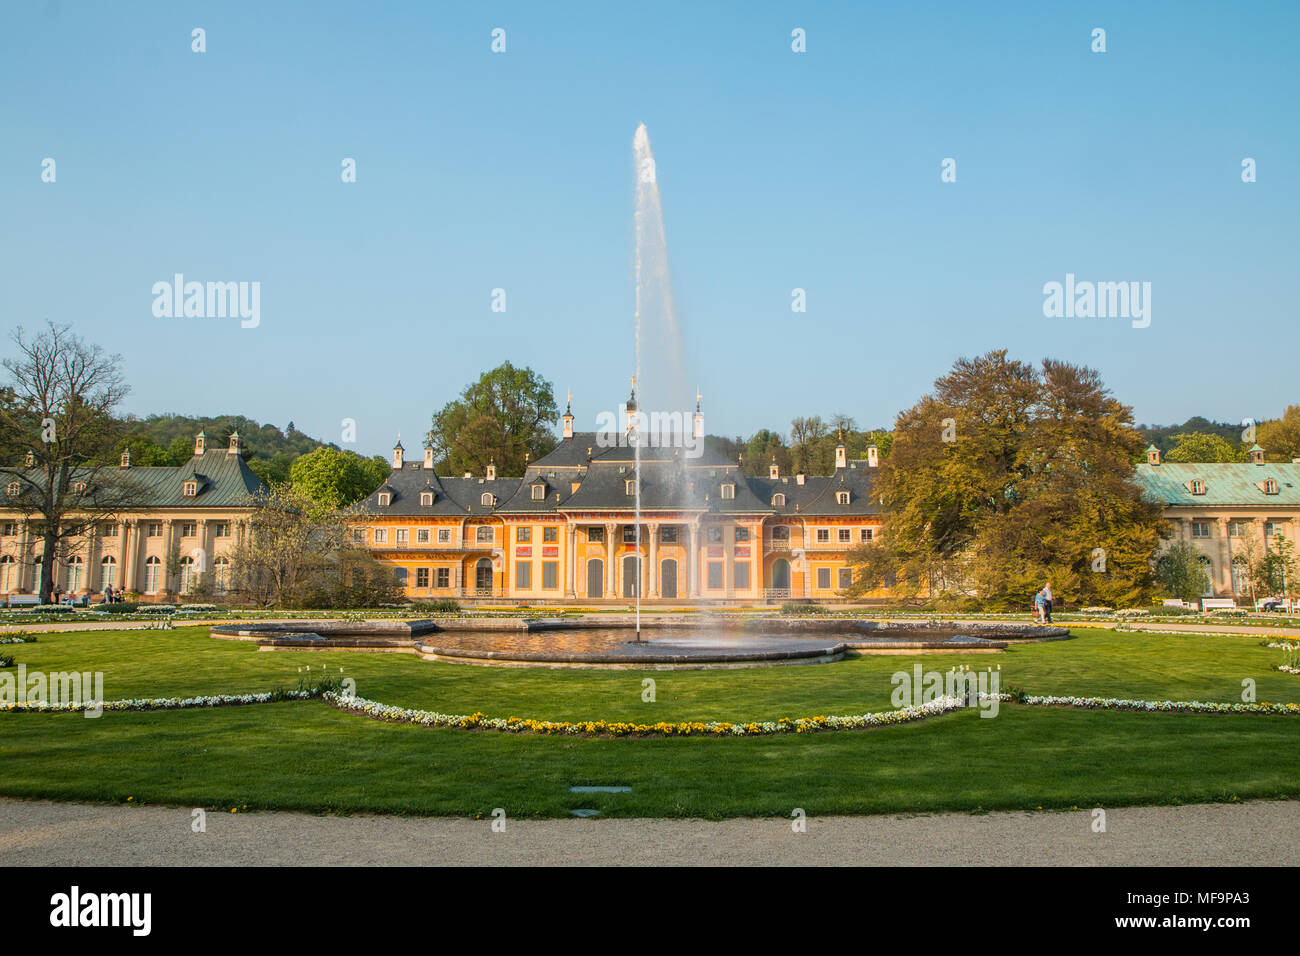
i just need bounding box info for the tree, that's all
[0,323,146,603]
[229,484,399,608]
[848,351,1166,608]
[1258,406,1300,461]
[428,362,559,476]
[1156,541,1211,604]
[789,416,829,474]
[1164,432,1246,463]
[289,447,386,514]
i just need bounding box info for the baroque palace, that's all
[3,403,1300,605]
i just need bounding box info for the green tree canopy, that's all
[289,447,388,514]
[428,362,559,476]
[1258,406,1300,461]
[1164,432,1246,463]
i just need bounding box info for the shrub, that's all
[780,602,831,615]
[96,602,142,614]
[410,599,462,614]
[0,653,14,668]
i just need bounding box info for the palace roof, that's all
[1134,462,1300,507]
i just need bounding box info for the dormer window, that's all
[182,481,197,497]
[531,484,546,501]
[73,481,87,495]
[625,479,636,496]
[1188,479,1205,496]
[772,493,786,507]
[421,492,433,506]
[1262,478,1279,495]
[836,491,850,505]
[481,492,495,507]
[378,493,391,507]
[720,483,735,500]
[6,481,19,498]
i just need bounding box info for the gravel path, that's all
[2,798,1295,866]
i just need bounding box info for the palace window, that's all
[816,568,831,590]
[481,493,495,507]
[435,568,450,588]
[836,491,850,505]
[720,483,735,500]
[861,528,874,542]
[816,528,830,543]
[1,522,17,537]
[734,562,750,589]
[182,481,197,497]
[421,492,433,506]
[437,528,452,543]
[661,527,677,543]
[0,556,13,593]
[838,528,851,543]
[100,523,117,537]
[417,528,430,543]
[213,557,230,593]
[66,556,84,591]
[213,523,229,537]
[1188,479,1206,496]
[373,528,388,543]
[588,527,604,544]
[707,527,723,543]
[516,562,531,589]
[542,562,558,589]
[1229,521,1247,537]
[531,484,546,501]
[543,526,558,543]
[99,555,117,590]
[838,568,852,590]
[1266,521,1286,538]
[771,526,789,542]
[143,556,162,594]
[707,562,723,589]
[623,526,638,544]
[146,523,162,537]
[735,527,749,542]
[476,526,494,543]
[771,493,785,507]
[518,527,531,543]
[178,557,196,594]
[353,528,366,543]
[5,481,19,498]
[1191,521,1210,538]
[395,568,408,587]
[416,568,430,588]
[396,529,409,545]
[378,493,391,507]
[181,523,197,538]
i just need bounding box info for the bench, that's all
[5,595,40,608]
[1162,599,1191,609]
[1200,598,1237,612]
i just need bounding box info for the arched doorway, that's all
[475,557,493,593]
[772,558,791,591]
[660,558,677,599]
[622,554,641,598]
[587,558,604,598]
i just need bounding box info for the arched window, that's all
[481,493,495,507]
[0,555,14,592]
[1197,555,1213,597]
[720,483,735,500]
[144,556,162,594]
[66,556,84,591]
[772,493,785,507]
[1188,479,1206,495]
[6,481,19,498]
[178,556,196,594]
[378,493,391,507]
[213,557,230,593]
[836,491,850,505]
[99,555,117,590]
[421,492,433,506]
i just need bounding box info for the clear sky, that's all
[3,1,1297,457]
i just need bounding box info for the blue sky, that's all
[3,1,1297,457]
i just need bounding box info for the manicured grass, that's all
[1,625,1297,817]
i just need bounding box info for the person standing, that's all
[1033,587,1046,624]
[1042,581,1054,623]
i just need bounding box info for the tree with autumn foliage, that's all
[848,350,1167,609]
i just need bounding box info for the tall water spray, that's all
[631,124,688,638]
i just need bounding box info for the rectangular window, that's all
[1229,521,1246,537]
[516,562,531,589]
[543,526,558,543]
[146,523,162,537]
[435,568,450,588]
[416,528,430,543]
[416,568,430,588]
[99,523,117,537]
[181,523,196,538]
[838,568,852,589]
[707,562,724,590]
[1266,521,1284,538]
[1191,521,1210,538]
[588,527,604,543]
[213,523,229,538]
[373,528,388,543]
[734,562,750,589]
[707,527,723,543]
[396,529,409,544]
[353,528,365,543]
[476,527,493,543]
[517,527,531,543]
[542,561,558,589]
[438,528,452,543]
[816,528,830,543]
[838,528,851,543]
[817,568,831,589]
[860,528,873,542]
[661,527,677,543]
[623,526,638,543]
[735,527,750,542]
[394,568,408,587]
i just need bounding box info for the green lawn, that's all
[0,625,1296,817]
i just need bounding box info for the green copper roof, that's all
[1134,462,1300,507]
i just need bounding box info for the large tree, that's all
[1164,432,1246,463]
[0,323,145,603]
[849,350,1166,608]
[1258,406,1300,461]
[428,362,559,476]
[289,447,387,514]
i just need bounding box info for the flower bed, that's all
[0,689,320,715]
[992,693,1299,715]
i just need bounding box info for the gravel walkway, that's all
[1,798,1295,866]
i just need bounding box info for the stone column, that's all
[1218,518,1233,598]
[18,521,29,591]
[648,523,659,598]
[604,522,616,599]
[688,521,700,598]
[121,521,136,593]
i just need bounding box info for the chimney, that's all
[1249,444,1265,465]
[392,438,404,471]
[867,445,879,468]
[24,450,35,467]
[769,458,779,479]
[227,430,242,455]
[424,448,434,470]
[796,473,805,485]
[120,449,131,469]
[1146,444,1161,466]
[194,431,206,456]
[692,392,704,440]
[463,471,473,478]
[562,395,574,439]
[486,459,496,481]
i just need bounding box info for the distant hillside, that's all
[117,414,337,484]
[1136,417,1245,454]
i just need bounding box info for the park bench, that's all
[6,595,40,608]
[1162,599,1192,609]
[1200,598,1237,612]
